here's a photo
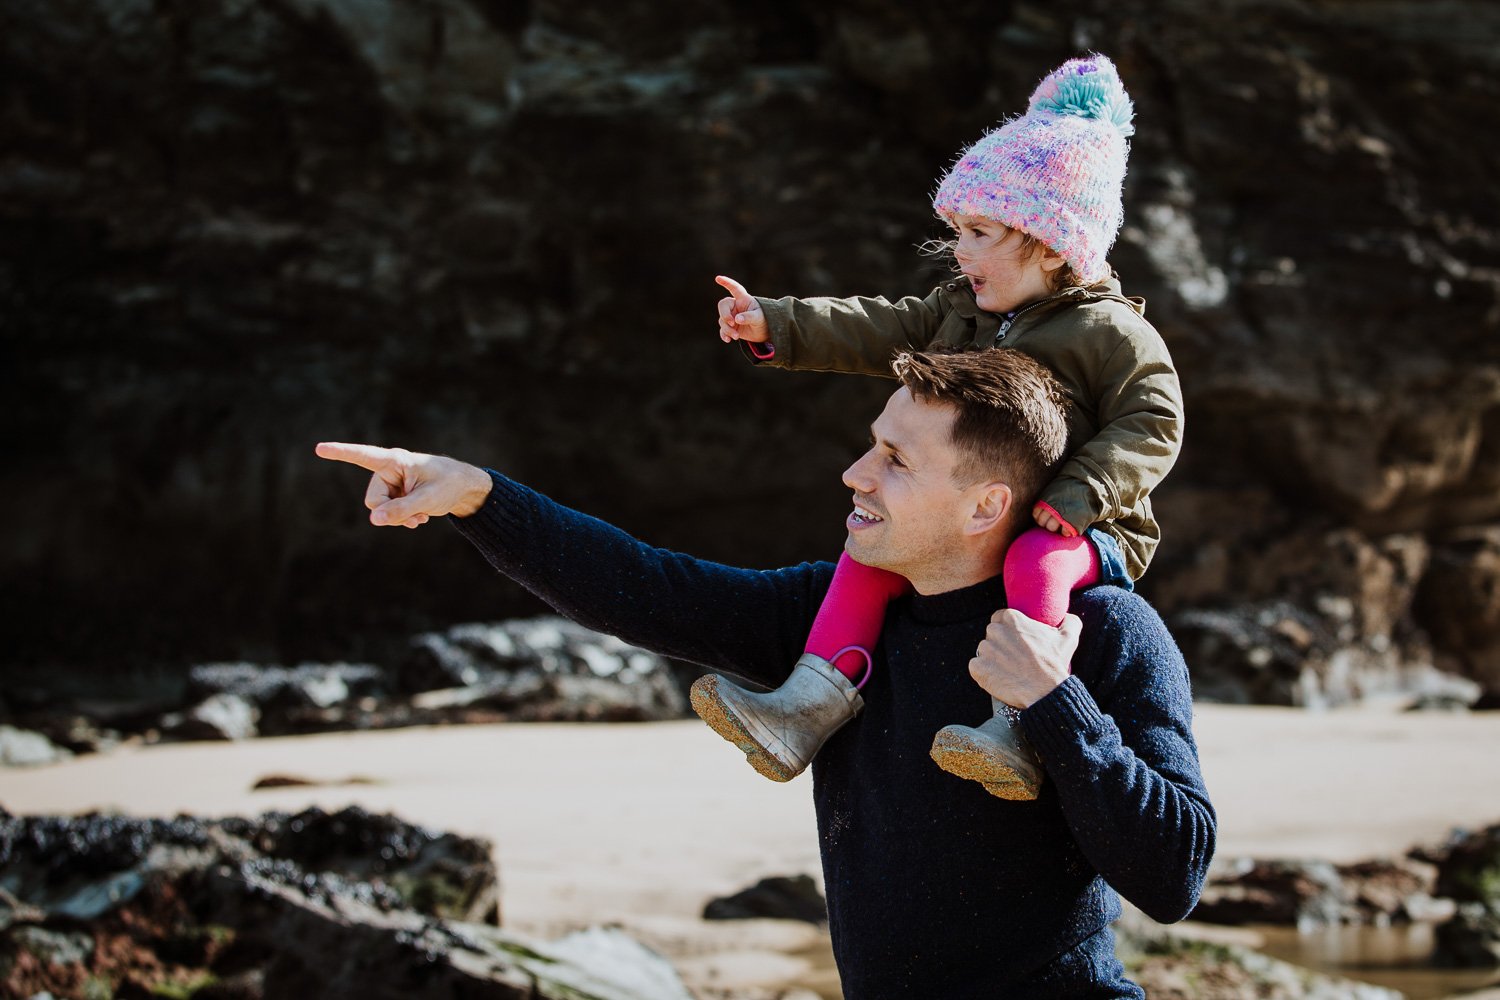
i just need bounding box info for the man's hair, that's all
[891,349,1071,514]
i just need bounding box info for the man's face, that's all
[948,213,1063,314]
[841,388,993,593]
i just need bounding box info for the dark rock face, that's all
[1415,529,1500,707]
[0,806,692,998]
[6,0,1500,704]
[703,874,828,924]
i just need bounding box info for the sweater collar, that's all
[903,574,1008,626]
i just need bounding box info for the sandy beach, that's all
[3,703,1500,997]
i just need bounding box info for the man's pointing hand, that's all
[315,442,493,528]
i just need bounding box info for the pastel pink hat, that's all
[932,54,1135,285]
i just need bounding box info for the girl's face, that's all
[947,214,1065,314]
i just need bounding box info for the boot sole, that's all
[929,728,1043,801]
[689,675,798,782]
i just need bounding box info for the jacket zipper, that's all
[993,298,1049,345]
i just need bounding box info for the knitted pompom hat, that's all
[932,54,1135,285]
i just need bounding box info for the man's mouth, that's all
[849,503,884,526]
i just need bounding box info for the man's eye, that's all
[889,453,906,468]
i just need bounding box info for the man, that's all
[316,349,1215,998]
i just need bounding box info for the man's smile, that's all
[848,502,884,529]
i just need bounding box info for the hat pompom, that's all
[1028,55,1135,138]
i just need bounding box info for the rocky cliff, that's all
[4,0,1498,702]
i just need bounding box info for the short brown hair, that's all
[891,349,1071,514]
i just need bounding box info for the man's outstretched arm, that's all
[316,443,826,689]
[316,442,494,526]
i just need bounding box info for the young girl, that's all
[690,55,1183,800]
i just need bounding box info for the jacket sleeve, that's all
[1020,600,1216,924]
[451,471,828,690]
[750,287,947,377]
[1039,327,1183,535]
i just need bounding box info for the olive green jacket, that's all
[751,275,1183,581]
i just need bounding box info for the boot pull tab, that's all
[831,646,874,690]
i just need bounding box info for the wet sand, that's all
[3,704,1499,997]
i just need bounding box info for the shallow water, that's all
[1253,923,1500,998]
[736,923,1500,1000]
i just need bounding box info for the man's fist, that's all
[969,609,1081,709]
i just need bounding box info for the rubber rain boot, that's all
[690,653,864,782]
[929,699,1044,801]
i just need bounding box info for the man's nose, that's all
[842,451,875,492]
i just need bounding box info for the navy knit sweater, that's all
[454,472,1217,999]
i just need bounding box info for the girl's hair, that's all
[1016,232,1086,292]
[920,229,1087,293]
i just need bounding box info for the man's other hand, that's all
[315,442,493,528]
[969,609,1081,709]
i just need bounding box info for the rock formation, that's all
[0,806,693,999]
[1115,909,1405,1000]
[2,617,682,754]
[5,0,1498,704]
[1427,822,1500,967]
[1191,857,1451,929]
[703,874,829,925]
[1192,825,1500,970]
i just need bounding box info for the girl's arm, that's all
[1038,325,1184,539]
[746,288,948,377]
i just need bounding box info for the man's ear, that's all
[966,481,1013,536]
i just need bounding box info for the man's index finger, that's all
[315,441,394,473]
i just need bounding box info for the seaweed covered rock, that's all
[1429,823,1500,967]
[1120,932,1404,999]
[0,806,689,999]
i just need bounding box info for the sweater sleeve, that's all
[1019,595,1216,924]
[450,471,830,690]
[750,287,947,376]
